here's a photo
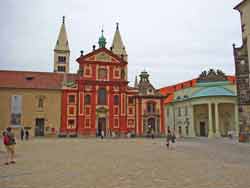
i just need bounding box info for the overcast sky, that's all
[0,0,243,88]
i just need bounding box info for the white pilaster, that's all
[214,102,220,137]
[208,103,214,138]
[189,105,196,137]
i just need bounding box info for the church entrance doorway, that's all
[35,118,45,136]
[98,118,106,136]
[200,121,206,137]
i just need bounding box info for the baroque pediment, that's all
[85,52,119,63]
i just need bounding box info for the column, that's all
[208,103,214,138]
[234,104,239,137]
[214,102,220,137]
[189,105,196,137]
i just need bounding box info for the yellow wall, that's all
[0,88,61,137]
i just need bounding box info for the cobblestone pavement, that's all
[0,137,250,188]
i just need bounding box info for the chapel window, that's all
[85,95,91,105]
[98,88,107,105]
[98,68,107,80]
[128,97,134,105]
[147,102,155,113]
[69,95,75,104]
[114,95,119,105]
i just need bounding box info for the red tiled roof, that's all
[0,70,78,90]
[159,76,235,104]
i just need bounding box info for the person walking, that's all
[20,128,24,141]
[3,127,16,165]
[25,129,29,140]
[171,132,176,149]
[166,130,171,149]
[151,130,154,139]
[101,130,104,139]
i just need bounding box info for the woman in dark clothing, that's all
[166,130,172,149]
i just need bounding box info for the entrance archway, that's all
[97,118,106,136]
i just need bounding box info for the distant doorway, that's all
[200,122,206,137]
[98,118,106,136]
[35,118,45,136]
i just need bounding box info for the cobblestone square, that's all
[1,138,250,188]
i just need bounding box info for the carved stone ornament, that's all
[197,69,227,82]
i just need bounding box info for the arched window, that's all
[114,95,119,105]
[98,88,106,105]
[85,95,91,105]
[121,69,125,80]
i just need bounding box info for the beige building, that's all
[0,17,74,137]
[161,70,239,138]
[0,71,69,137]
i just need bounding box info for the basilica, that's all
[0,17,165,137]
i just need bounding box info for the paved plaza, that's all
[0,137,250,188]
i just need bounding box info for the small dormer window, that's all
[26,76,34,81]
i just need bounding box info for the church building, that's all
[59,23,165,137]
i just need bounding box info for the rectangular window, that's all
[10,95,22,127]
[128,97,134,105]
[185,106,188,116]
[68,95,75,104]
[57,66,66,72]
[58,56,66,64]
[178,107,181,117]
[98,68,107,80]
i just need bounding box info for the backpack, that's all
[3,135,10,145]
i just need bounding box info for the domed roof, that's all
[191,86,235,98]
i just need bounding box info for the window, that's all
[185,106,188,116]
[57,66,66,72]
[128,97,134,105]
[114,95,119,105]
[11,95,22,126]
[85,95,91,105]
[98,88,106,105]
[121,69,125,80]
[58,56,66,63]
[86,68,90,75]
[147,102,155,113]
[98,68,107,79]
[178,107,181,117]
[69,95,75,104]
[114,70,120,77]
